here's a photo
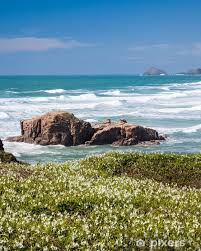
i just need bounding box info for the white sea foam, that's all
[85,118,98,123]
[6,90,19,94]
[184,80,201,86]
[43,89,67,94]
[100,90,121,96]
[182,124,201,133]
[0,112,9,119]
[158,104,201,114]
[4,141,53,158]
[69,93,97,101]
[156,124,201,134]
[160,86,170,91]
[96,100,123,108]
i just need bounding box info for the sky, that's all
[0,0,201,75]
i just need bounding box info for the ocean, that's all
[0,75,201,163]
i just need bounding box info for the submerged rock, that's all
[7,111,94,146]
[6,111,165,147]
[143,67,167,76]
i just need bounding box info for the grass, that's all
[80,152,201,188]
[0,152,201,250]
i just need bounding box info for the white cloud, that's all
[0,37,92,52]
[129,43,169,51]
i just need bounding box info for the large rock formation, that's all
[143,67,167,76]
[7,111,94,146]
[0,139,19,163]
[6,112,165,147]
[86,120,164,146]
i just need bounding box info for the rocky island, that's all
[143,67,167,76]
[187,68,201,75]
[6,111,165,147]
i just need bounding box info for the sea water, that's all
[0,75,201,163]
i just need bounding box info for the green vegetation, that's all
[0,152,201,250]
[81,152,201,188]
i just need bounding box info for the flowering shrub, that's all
[0,152,201,250]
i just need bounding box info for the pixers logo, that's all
[136,239,186,248]
[150,239,186,248]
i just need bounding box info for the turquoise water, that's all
[0,75,201,163]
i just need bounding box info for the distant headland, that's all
[143,67,201,76]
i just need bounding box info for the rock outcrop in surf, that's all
[7,111,94,146]
[86,120,164,146]
[6,111,165,147]
[143,67,167,76]
[0,139,4,151]
[0,139,19,163]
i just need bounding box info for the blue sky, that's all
[0,0,201,74]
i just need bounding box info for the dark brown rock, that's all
[119,119,127,124]
[7,111,94,146]
[0,139,4,151]
[112,138,138,146]
[0,139,19,163]
[0,151,19,163]
[86,121,165,146]
[6,111,165,147]
[86,124,122,145]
